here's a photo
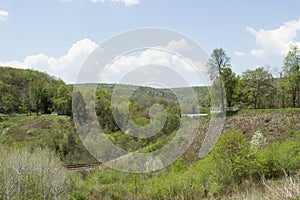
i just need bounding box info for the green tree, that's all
[29,78,44,115]
[278,72,287,108]
[53,83,72,115]
[1,93,15,114]
[40,83,53,114]
[282,45,300,108]
[19,91,31,115]
[222,67,237,107]
[73,91,88,124]
[240,67,274,109]
[0,66,68,115]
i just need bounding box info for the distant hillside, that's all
[0,66,72,115]
[97,83,210,108]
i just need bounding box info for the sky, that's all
[0,0,300,84]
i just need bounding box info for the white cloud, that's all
[166,39,193,52]
[64,0,140,6]
[60,0,139,6]
[110,0,140,6]
[59,0,73,2]
[250,49,266,59]
[234,51,246,57]
[60,0,140,6]
[106,39,201,77]
[0,38,207,86]
[91,0,104,3]
[247,18,300,59]
[101,39,207,85]
[0,10,9,21]
[0,39,98,83]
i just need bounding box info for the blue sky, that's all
[0,0,300,84]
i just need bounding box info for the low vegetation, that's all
[67,127,300,200]
[1,109,300,199]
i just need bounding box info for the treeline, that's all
[1,44,299,116]
[208,45,300,109]
[0,67,72,115]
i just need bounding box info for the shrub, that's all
[0,146,70,200]
[250,129,266,151]
[211,130,251,186]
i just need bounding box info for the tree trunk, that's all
[292,89,296,108]
[297,83,300,108]
[36,101,39,116]
[254,97,257,109]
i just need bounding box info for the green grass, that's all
[238,108,300,114]
[0,114,70,143]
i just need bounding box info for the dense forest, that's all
[0,45,299,199]
[0,66,72,116]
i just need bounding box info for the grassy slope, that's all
[1,108,300,166]
[81,109,300,200]
[180,109,300,164]
[0,114,97,165]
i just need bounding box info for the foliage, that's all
[239,67,274,109]
[282,45,300,108]
[70,128,300,199]
[222,67,238,107]
[0,114,97,165]
[0,66,72,115]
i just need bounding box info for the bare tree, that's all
[207,48,231,112]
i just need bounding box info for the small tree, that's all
[53,84,72,115]
[19,91,31,115]
[222,67,237,107]
[282,45,300,108]
[29,78,43,116]
[1,93,15,115]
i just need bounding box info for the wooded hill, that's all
[0,66,72,115]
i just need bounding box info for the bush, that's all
[211,130,250,187]
[85,169,130,199]
[250,139,300,179]
[0,146,70,200]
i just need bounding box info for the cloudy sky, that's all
[0,0,300,84]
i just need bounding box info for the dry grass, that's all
[262,173,300,200]
[223,174,300,200]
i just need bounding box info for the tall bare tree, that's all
[207,48,231,112]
